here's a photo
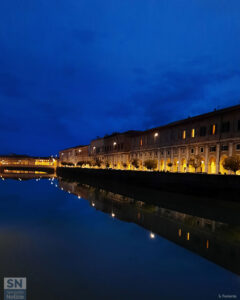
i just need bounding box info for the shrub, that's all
[223,156,240,174]
[132,158,140,169]
[144,159,157,170]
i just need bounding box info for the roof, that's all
[59,145,88,152]
[141,104,240,135]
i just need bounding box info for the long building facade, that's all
[59,104,240,174]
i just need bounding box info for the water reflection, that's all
[58,178,240,276]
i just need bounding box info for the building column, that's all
[186,147,189,172]
[216,144,220,174]
[229,142,233,156]
[205,146,208,173]
[157,150,161,171]
[178,148,181,172]
[164,149,167,171]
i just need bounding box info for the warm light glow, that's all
[140,138,143,146]
[187,232,190,240]
[191,128,195,138]
[78,195,81,199]
[78,149,82,152]
[212,124,216,135]
[111,212,115,218]
[178,229,182,237]
[154,132,158,137]
[182,130,186,139]
[150,232,155,239]
[93,146,96,150]
[206,240,209,249]
[113,142,117,146]
[177,161,179,164]
[92,202,95,207]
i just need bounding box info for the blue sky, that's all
[0,0,240,155]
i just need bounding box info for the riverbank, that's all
[57,167,240,202]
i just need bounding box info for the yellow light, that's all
[178,229,182,237]
[113,142,117,146]
[212,124,216,135]
[92,202,95,207]
[191,128,195,138]
[154,132,158,137]
[150,232,155,239]
[78,196,81,199]
[187,232,190,240]
[206,240,209,249]
[111,212,115,218]
[183,130,186,139]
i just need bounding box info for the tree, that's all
[188,154,202,172]
[77,161,84,167]
[92,158,102,167]
[122,162,127,168]
[223,156,240,174]
[144,159,157,170]
[132,158,140,169]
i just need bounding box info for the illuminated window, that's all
[191,128,195,138]
[212,124,216,135]
[182,130,186,139]
[140,138,143,146]
[187,232,190,241]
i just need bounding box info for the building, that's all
[59,104,240,174]
[0,155,57,167]
[59,145,90,166]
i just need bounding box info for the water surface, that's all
[0,175,239,300]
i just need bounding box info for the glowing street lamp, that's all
[111,212,115,218]
[150,232,155,239]
[113,142,117,146]
[154,132,159,137]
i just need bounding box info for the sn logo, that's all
[4,278,26,290]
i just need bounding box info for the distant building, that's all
[59,104,240,174]
[0,155,57,168]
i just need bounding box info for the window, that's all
[221,121,230,133]
[236,144,240,150]
[191,148,194,154]
[200,126,206,136]
[200,147,204,153]
[238,120,240,131]
[182,130,186,139]
[211,124,216,135]
[191,128,195,138]
[221,145,228,151]
[210,146,216,152]
[140,138,143,146]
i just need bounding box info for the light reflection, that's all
[150,232,155,239]
[111,212,115,218]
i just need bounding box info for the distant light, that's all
[93,146,96,150]
[154,133,158,137]
[55,184,58,187]
[111,212,115,218]
[201,161,204,164]
[68,191,71,194]
[113,142,117,146]
[51,182,53,185]
[177,161,179,164]
[92,202,95,207]
[78,150,82,152]
[61,188,63,190]
[150,232,155,239]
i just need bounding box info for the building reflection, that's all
[59,179,240,276]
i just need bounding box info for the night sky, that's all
[0,0,240,156]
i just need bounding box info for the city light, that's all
[150,232,155,239]
[113,142,117,146]
[154,132,158,137]
[111,212,115,218]
[92,202,95,207]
